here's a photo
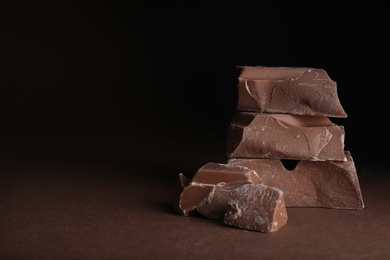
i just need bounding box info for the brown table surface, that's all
[0,134,389,259]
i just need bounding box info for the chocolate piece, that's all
[227,112,346,161]
[236,67,347,118]
[228,151,364,209]
[196,182,251,220]
[190,163,263,185]
[173,173,191,216]
[178,163,262,215]
[224,184,288,233]
[179,185,213,216]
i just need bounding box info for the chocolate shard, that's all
[228,151,364,209]
[190,162,263,185]
[227,112,346,161]
[224,184,288,233]
[173,173,191,216]
[179,185,213,216]
[178,163,263,215]
[196,182,251,220]
[236,66,347,118]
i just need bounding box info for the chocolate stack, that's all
[227,67,364,210]
[174,67,364,233]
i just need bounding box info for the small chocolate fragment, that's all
[227,112,346,161]
[236,66,347,118]
[224,184,288,233]
[190,163,262,185]
[228,151,364,209]
[196,182,251,220]
[178,163,262,215]
[173,173,191,216]
[179,185,213,216]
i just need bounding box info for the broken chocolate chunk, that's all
[179,185,213,216]
[177,163,262,215]
[227,112,346,161]
[236,66,347,118]
[196,182,251,220]
[224,184,288,233]
[228,151,364,209]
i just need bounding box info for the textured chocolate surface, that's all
[224,184,288,232]
[177,163,262,215]
[236,67,347,118]
[196,182,251,220]
[228,151,364,209]
[227,112,346,161]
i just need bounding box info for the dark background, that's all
[2,1,390,171]
[2,2,390,259]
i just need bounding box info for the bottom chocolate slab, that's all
[228,151,364,209]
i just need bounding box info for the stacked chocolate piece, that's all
[227,67,364,210]
[175,67,364,233]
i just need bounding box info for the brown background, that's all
[1,1,390,259]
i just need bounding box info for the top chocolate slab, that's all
[236,67,347,118]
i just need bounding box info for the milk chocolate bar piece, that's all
[227,112,346,161]
[196,182,251,220]
[224,184,288,233]
[177,163,262,215]
[228,151,364,209]
[237,67,347,118]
